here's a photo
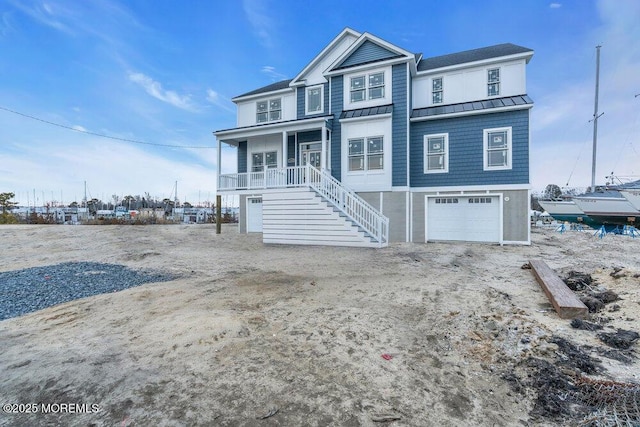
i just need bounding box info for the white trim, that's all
[405,191,410,242]
[410,104,532,122]
[415,51,534,76]
[325,32,415,76]
[423,133,449,174]
[483,126,512,171]
[215,116,329,140]
[406,62,410,189]
[232,87,293,103]
[305,84,325,115]
[339,112,392,123]
[410,183,531,192]
[290,28,361,86]
[409,192,413,242]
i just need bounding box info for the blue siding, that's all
[287,136,295,166]
[330,76,343,180]
[238,141,247,173]
[339,40,398,69]
[409,109,530,187]
[296,83,330,119]
[392,63,407,187]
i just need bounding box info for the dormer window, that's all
[306,85,324,114]
[488,68,500,97]
[256,98,282,123]
[432,77,443,104]
[350,72,385,103]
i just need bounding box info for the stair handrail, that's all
[305,163,389,246]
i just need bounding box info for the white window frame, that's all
[350,72,385,103]
[256,98,282,123]
[432,77,443,104]
[423,133,449,174]
[347,136,384,172]
[305,85,324,115]
[483,127,512,171]
[251,151,278,172]
[487,68,500,97]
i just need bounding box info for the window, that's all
[306,86,323,114]
[488,68,500,97]
[432,77,443,104]
[469,197,492,204]
[435,198,458,204]
[251,151,278,172]
[424,133,448,174]
[256,98,282,123]
[483,127,512,170]
[348,136,384,171]
[350,71,385,103]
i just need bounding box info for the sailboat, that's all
[539,46,640,229]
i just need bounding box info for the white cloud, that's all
[242,0,274,48]
[549,3,562,9]
[129,72,196,111]
[8,0,74,35]
[72,125,87,132]
[206,89,235,113]
[261,66,287,81]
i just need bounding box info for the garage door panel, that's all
[247,197,263,232]
[427,196,500,243]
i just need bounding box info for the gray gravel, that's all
[0,262,178,321]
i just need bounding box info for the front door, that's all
[300,142,322,169]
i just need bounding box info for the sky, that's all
[1,0,639,206]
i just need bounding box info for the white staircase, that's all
[262,189,383,248]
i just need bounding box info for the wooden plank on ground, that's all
[529,259,588,319]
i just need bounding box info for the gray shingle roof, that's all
[233,79,293,100]
[417,43,533,72]
[411,95,533,118]
[340,104,393,119]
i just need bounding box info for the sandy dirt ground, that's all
[0,224,639,426]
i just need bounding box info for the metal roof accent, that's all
[339,104,393,119]
[417,43,533,72]
[411,95,533,118]
[232,79,293,100]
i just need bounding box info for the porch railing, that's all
[218,165,389,246]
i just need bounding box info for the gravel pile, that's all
[0,262,178,321]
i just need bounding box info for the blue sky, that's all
[1,0,639,206]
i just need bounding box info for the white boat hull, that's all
[621,190,640,211]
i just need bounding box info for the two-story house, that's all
[215,28,533,247]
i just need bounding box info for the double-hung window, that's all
[251,151,278,172]
[256,98,282,123]
[483,127,512,170]
[348,136,384,171]
[306,86,323,114]
[432,77,443,104]
[488,68,500,97]
[350,72,385,103]
[424,133,448,173]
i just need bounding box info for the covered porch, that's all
[215,116,332,192]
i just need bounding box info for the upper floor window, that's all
[488,68,500,97]
[483,127,512,170]
[256,98,281,123]
[424,133,448,174]
[348,136,384,171]
[306,86,323,114]
[350,72,385,103]
[432,77,443,104]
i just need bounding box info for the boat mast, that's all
[590,45,602,192]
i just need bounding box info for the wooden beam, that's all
[529,259,588,319]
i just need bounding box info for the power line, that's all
[0,105,215,149]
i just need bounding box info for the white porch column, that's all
[282,131,288,168]
[321,124,327,170]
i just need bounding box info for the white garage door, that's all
[247,197,263,232]
[426,195,501,243]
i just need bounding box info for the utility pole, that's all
[590,45,602,192]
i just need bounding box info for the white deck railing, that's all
[218,165,389,246]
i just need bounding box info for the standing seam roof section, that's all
[411,95,533,118]
[417,43,533,72]
[232,79,294,100]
